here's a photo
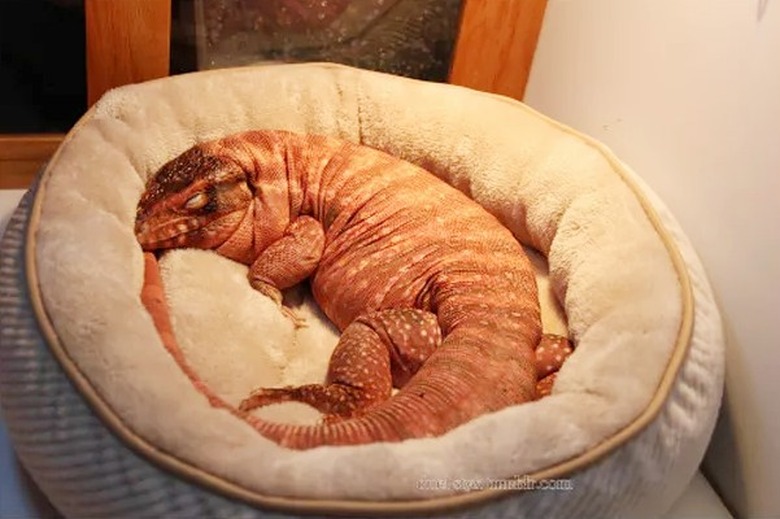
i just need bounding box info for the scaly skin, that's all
[135,130,572,449]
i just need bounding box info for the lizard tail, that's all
[241,334,539,449]
[141,253,411,448]
[241,411,406,449]
[141,253,538,449]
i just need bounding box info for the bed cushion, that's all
[0,63,724,517]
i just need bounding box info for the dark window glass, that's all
[0,0,86,133]
[172,0,464,82]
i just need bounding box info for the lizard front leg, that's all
[249,215,325,328]
[239,308,442,421]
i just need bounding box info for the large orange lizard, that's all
[135,130,572,449]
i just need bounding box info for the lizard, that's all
[135,130,573,449]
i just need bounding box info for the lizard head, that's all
[135,145,253,251]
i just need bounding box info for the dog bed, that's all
[0,63,724,518]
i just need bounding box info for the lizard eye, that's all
[184,192,209,210]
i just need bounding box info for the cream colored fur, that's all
[35,64,684,500]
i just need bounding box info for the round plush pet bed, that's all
[0,64,724,518]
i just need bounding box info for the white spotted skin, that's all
[140,130,576,449]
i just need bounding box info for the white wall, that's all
[524,1,780,517]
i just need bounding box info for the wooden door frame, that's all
[0,0,546,188]
[85,0,172,106]
[0,134,65,189]
[449,0,548,100]
[82,0,546,105]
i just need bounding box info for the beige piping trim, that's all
[24,65,694,516]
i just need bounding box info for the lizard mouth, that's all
[135,208,248,252]
[135,216,210,251]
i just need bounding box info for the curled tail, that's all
[242,324,558,449]
[142,253,569,450]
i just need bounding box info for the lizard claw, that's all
[239,387,290,412]
[248,278,308,328]
[281,305,308,329]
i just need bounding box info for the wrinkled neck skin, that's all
[208,135,298,266]
[212,199,259,265]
